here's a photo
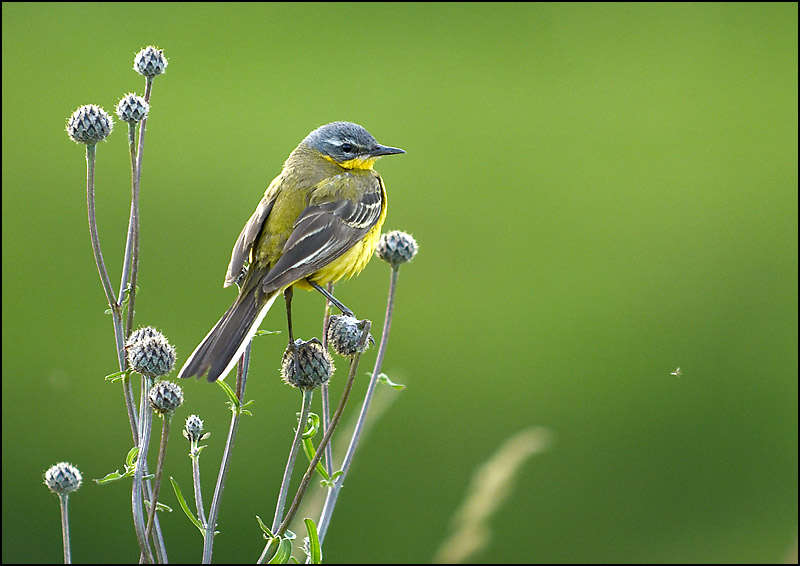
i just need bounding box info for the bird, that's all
[177,121,404,382]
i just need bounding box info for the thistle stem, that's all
[316,267,400,543]
[133,375,155,564]
[124,77,152,338]
[144,414,171,549]
[58,494,72,564]
[202,344,250,564]
[320,282,335,476]
[271,389,314,532]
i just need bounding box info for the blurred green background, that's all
[2,2,797,563]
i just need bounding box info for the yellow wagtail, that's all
[178,121,404,382]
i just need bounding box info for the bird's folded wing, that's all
[261,177,384,293]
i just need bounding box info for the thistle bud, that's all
[44,462,82,495]
[127,330,176,377]
[183,414,205,443]
[116,93,149,123]
[376,230,418,267]
[281,338,333,390]
[149,381,184,416]
[66,104,113,144]
[134,46,168,77]
[327,315,370,357]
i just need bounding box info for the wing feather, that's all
[261,176,384,292]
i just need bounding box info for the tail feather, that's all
[178,285,282,382]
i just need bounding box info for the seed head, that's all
[116,93,149,123]
[281,338,333,390]
[134,46,168,77]
[44,462,82,495]
[376,230,418,267]
[127,329,176,377]
[327,315,370,357]
[66,104,113,144]
[148,381,184,416]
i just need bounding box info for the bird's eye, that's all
[341,142,354,153]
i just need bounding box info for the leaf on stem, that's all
[370,372,406,390]
[304,518,322,564]
[171,476,205,534]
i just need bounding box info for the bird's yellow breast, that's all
[295,176,388,291]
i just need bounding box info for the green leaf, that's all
[372,372,406,390]
[95,446,141,484]
[126,447,140,467]
[301,412,321,439]
[301,437,330,482]
[268,537,293,564]
[255,515,274,539]
[304,518,322,564]
[170,477,204,534]
[93,470,125,485]
[254,329,281,338]
[217,379,238,406]
[104,369,130,382]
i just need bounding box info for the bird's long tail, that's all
[178,284,282,382]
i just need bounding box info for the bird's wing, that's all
[260,175,384,293]
[224,192,276,287]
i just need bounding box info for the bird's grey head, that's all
[303,121,404,164]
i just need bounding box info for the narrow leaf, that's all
[170,477,204,534]
[268,537,293,564]
[304,518,322,564]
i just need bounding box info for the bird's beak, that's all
[370,144,405,157]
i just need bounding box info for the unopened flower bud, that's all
[116,93,149,123]
[376,230,418,267]
[44,462,82,495]
[281,338,333,390]
[327,315,370,357]
[149,381,184,416]
[66,105,113,144]
[127,330,176,377]
[184,414,204,443]
[134,46,168,77]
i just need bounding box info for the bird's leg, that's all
[284,287,301,375]
[307,279,374,345]
[306,279,354,317]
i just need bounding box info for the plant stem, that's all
[119,122,137,309]
[85,143,119,319]
[202,345,250,564]
[124,77,152,338]
[58,493,72,564]
[320,283,334,477]
[271,389,314,532]
[316,267,400,543]
[133,375,155,564]
[191,443,208,529]
[144,414,171,548]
